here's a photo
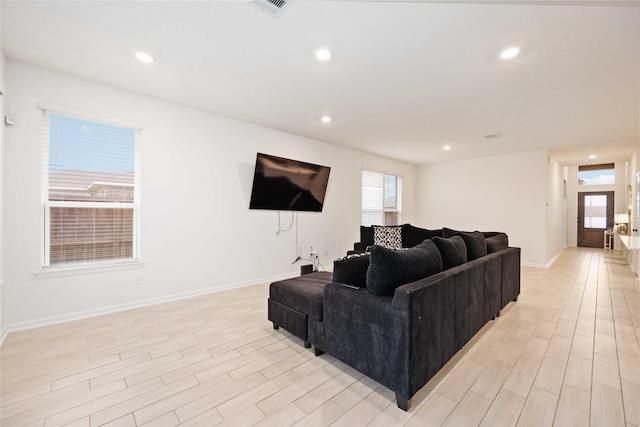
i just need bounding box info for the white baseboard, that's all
[521,248,564,269]
[0,279,5,346]
[3,271,301,335]
[544,250,564,269]
[0,326,8,346]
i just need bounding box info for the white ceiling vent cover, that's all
[251,0,292,18]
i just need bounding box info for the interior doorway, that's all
[577,191,614,248]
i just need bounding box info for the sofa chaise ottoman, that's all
[267,271,332,350]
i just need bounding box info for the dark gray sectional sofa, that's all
[268,225,521,411]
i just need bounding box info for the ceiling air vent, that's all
[484,133,502,139]
[251,0,292,18]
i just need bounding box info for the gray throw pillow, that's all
[432,236,467,270]
[486,233,509,253]
[333,254,370,288]
[457,231,487,260]
[366,239,443,296]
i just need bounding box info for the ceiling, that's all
[2,0,640,165]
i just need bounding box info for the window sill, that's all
[35,260,144,279]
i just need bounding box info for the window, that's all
[41,110,141,268]
[361,170,402,226]
[584,194,607,228]
[578,163,615,186]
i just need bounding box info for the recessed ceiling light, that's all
[321,116,332,123]
[500,47,520,60]
[316,49,332,61]
[443,145,451,151]
[588,154,598,159]
[135,51,154,64]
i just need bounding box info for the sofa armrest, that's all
[391,253,502,396]
[322,282,411,398]
[500,247,521,308]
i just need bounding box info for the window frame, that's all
[361,169,403,226]
[38,104,143,276]
[578,163,616,186]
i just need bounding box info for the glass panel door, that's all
[584,194,607,229]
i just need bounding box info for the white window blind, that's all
[361,170,402,226]
[41,110,141,267]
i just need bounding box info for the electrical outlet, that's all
[136,274,143,285]
[310,246,318,258]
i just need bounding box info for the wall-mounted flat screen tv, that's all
[249,153,331,212]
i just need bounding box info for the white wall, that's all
[416,150,548,267]
[3,61,416,330]
[0,46,6,340]
[546,155,566,263]
[565,161,628,247]
[634,75,640,273]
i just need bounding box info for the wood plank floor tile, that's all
[503,358,540,398]
[2,248,639,426]
[254,402,306,427]
[470,359,513,400]
[534,356,566,395]
[592,353,621,390]
[564,354,592,394]
[516,387,557,427]
[591,382,625,427]
[403,393,457,427]
[292,400,345,426]
[437,360,485,402]
[442,391,492,427]
[594,332,618,357]
[479,388,526,427]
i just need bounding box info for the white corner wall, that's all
[1,48,6,342]
[546,155,566,264]
[3,61,417,330]
[416,150,548,267]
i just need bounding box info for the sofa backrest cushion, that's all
[366,239,443,296]
[486,233,509,253]
[405,225,443,248]
[432,236,467,270]
[333,254,370,288]
[444,227,506,239]
[442,227,458,238]
[360,225,375,247]
[373,226,404,249]
[457,231,488,261]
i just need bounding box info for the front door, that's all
[577,191,614,248]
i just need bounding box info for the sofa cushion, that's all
[457,231,487,260]
[442,227,458,238]
[268,271,333,320]
[333,253,370,288]
[360,225,375,248]
[373,226,403,249]
[445,227,505,240]
[366,240,443,296]
[481,231,505,238]
[405,225,443,248]
[432,236,467,270]
[486,233,509,253]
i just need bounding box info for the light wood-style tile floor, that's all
[2,247,640,426]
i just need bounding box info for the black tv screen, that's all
[249,153,331,212]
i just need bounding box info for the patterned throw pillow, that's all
[373,226,403,250]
